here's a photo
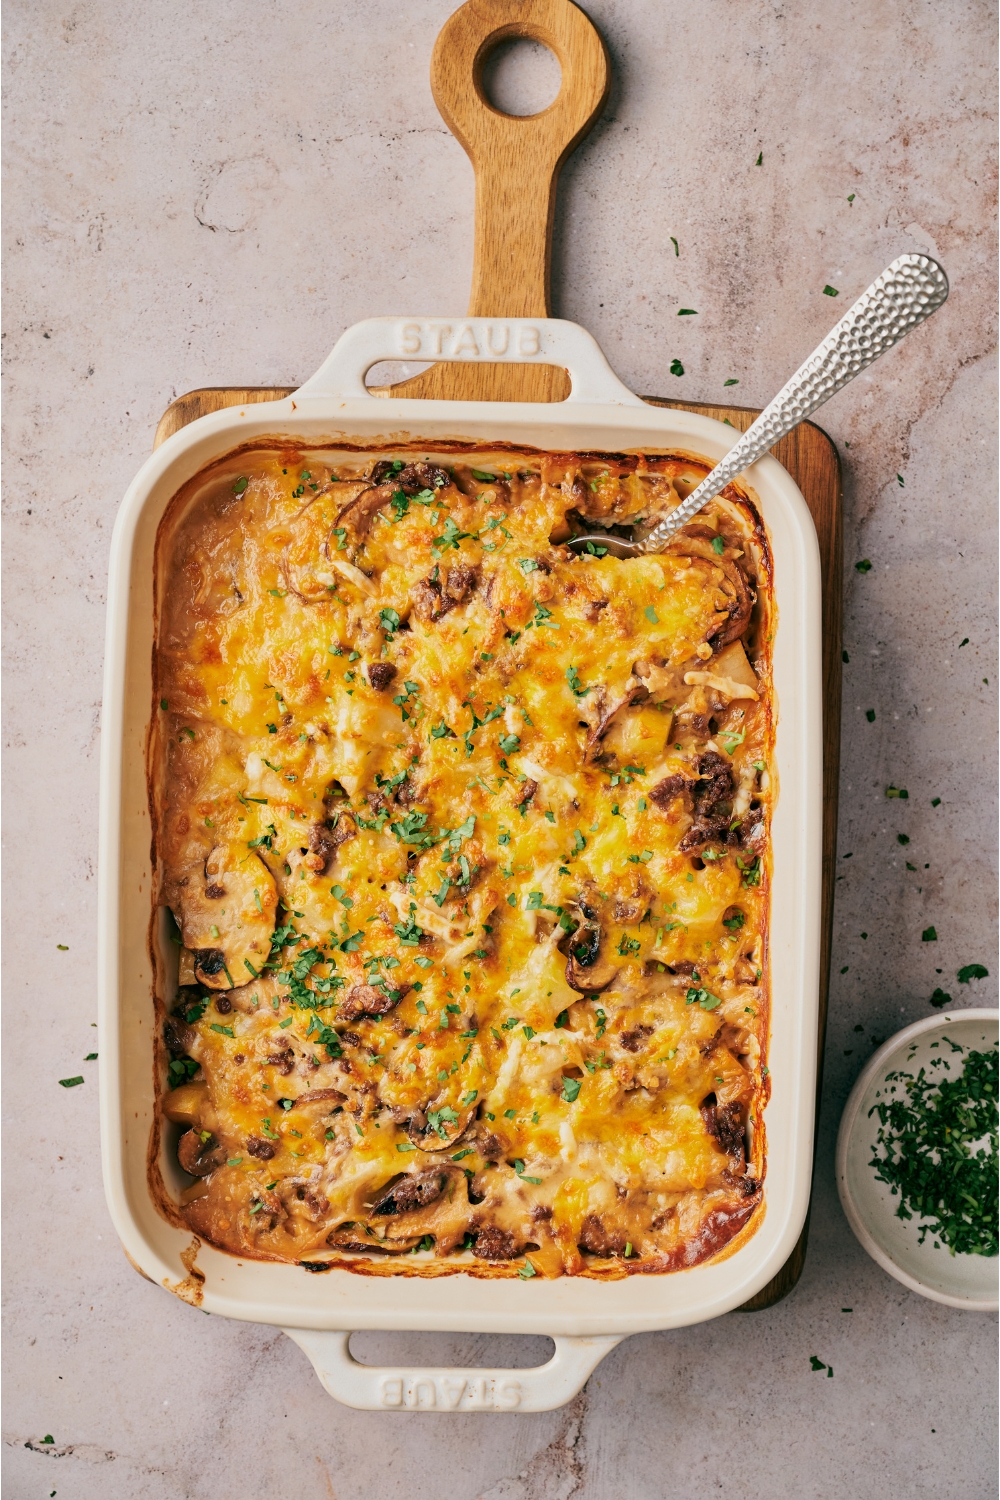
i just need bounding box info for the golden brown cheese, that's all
[152,446,773,1278]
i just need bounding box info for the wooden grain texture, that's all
[388,0,606,405]
[151,386,842,1312]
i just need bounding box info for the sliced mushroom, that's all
[580,681,648,762]
[666,526,754,647]
[370,1167,449,1216]
[563,918,619,993]
[175,844,277,990]
[176,1128,227,1177]
[406,1099,477,1152]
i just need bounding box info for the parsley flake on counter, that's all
[59,1076,84,1088]
[855,559,872,573]
[921,927,937,942]
[724,378,739,386]
[669,359,684,377]
[678,308,698,316]
[866,709,876,722]
[958,964,989,984]
[755,151,763,165]
[823,285,839,297]
[669,236,679,256]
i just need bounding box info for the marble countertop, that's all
[4,1,996,1495]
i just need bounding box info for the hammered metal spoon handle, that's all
[640,253,949,551]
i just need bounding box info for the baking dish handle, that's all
[282,1327,623,1412]
[294,316,645,406]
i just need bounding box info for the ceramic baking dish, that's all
[98,316,823,1411]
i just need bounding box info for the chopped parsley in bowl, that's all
[837,1009,999,1310]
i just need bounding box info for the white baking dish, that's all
[98,316,823,1411]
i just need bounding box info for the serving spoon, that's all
[568,253,949,558]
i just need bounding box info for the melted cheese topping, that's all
[154,447,773,1277]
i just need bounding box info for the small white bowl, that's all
[836,1008,999,1310]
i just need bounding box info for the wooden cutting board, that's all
[151,0,842,1311]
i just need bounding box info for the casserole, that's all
[153,440,773,1276]
[99,316,823,1409]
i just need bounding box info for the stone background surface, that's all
[3,1,997,1495]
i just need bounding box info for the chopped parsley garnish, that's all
[686,986,723,1012]
[868,1045,998,1256]
[669,359,684,377]
[560,1076,582,1103]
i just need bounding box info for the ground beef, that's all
[304,814,356,873]
[473,1225,519,1261]
[700,1098,745,1158]
[619,1024,654,1053]
[411,564,478,623]
[339,984,400,1021]
[371,460,449,493]
[649,774,689,809]
[679,752,736,850]
[367,662,397,691]
[246,1136,276,1160]
[578,1213,627,1256]
[613,891,647,923]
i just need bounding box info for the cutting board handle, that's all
[432,0,610,319]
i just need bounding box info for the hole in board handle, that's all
[480,36,562,117]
